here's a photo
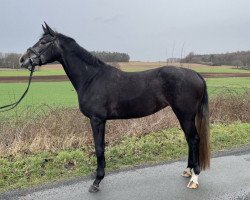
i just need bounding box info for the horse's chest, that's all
[77,93,107,118]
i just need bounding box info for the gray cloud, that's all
[0,0,250,61]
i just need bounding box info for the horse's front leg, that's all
[89,117,106,193]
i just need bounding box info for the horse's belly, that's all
[108,97,169,119]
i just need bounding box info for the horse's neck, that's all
[59,46,102,91]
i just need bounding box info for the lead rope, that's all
[0,63,35,112]
[0,37,56,112]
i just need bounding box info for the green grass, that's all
[0,81,77,107]
[189,67,250,73]
[0,123,249,192]
[206,77,250,96]
[206,77,250,87]
[0,77,249,120]
[0,69,66,77]
[0,82,77,120]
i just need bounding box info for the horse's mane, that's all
[46,32,106,67]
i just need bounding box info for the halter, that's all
[27,37,56,66]
[0,37,56,112]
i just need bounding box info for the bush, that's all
[0,92,249,156]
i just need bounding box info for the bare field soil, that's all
[40,62,240,70]
[1,61,250,83]
[1,73,250,83]
[1,61,247,72]
[39,64,63,70]
[119,61,232,69]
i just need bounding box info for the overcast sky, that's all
[0,0,250,61]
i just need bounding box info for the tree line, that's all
[0,51,130,69]
[0,52,22,69]
[91,51,130,63]
[182,51,250,68]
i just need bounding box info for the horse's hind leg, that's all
[181,147,192,178]
[89,117,106,193]
[181,126,198,178]
[174,111,200,189]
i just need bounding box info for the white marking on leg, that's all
[187,169,199,189]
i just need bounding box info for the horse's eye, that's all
[40,40,46,45]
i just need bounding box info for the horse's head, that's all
[20,22,59,70]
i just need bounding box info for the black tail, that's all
[195,74,210,170]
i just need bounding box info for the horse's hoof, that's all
[187,181,199,189]
[181,170,192,178]
[89,184,100,193]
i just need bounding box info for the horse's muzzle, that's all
[19,56,40,70]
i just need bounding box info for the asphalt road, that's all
[2,149,250,200]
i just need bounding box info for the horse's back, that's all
[79,65,204,119]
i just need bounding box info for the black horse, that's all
[20,23,210,192]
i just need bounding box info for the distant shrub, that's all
[182,51,250,68]
[91,51,130,62]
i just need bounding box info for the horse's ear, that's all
[42,24,48,34]
[44,22,55,36]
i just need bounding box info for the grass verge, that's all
[0,123,249,193]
